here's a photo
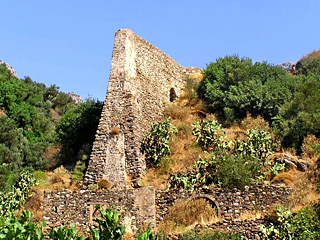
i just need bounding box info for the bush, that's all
[141,117,177,167]
[0,171,37,217]
[198,55,296,124]
[302,134,320,159]
[274,76,320,152]
[89,205,126,240]
[49,223,85,240]
[192,120,225,151]
[32,171,47,183]
[260,204,320,239]
[0,210,45,240]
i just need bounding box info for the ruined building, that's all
[84,29,199,188]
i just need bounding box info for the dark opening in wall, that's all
[170,88,177,102]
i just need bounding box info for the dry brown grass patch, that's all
[271,172,294,187]
[98,179,111,190]
[110,128,121,135]
[164,104,191,121]
[301,49,320,62]
[235,210,263,221]
[161,198,219,231]
[288,175,320,209]
[302,134,320,160]
[44,166,71,190]
[24,186,44,221]
[241,114,270,131]
[140,168,168,190]
[169,135,202,174]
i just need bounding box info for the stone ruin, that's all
[43,30,292,237]
[84,29,199,188]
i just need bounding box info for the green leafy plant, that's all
[0,210,45,240]
[0,171,37,217]
[136,229,155,240]
[260,203,320,239]
[89,205,126,240]
[233,128,274,162]
[142,117,177,167]
[192,120,226,151]
[49,223,85,240]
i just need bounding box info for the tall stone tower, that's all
[84,29,198,188]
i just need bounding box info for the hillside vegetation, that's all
[0,63,102,191]
[1,49,320,238]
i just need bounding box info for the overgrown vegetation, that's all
[0,63,102,191]
[142,117,177,167]
[260,204,320,239]
[0,205,153,240]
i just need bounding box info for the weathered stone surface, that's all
[43,185,291,236]
[43,187,155,235]
[84,29,200,188]
[65,92,83,104]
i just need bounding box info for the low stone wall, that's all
[43,185,291,237]
[156,185,292,223]
[167,219,265,239]
[43,187,155,234]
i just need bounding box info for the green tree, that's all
[274,76,320,151]
[56,99,103,165]
[198,55,296,124]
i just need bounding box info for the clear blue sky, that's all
[1,0,320,101]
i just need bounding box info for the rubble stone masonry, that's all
[84,29,199,188]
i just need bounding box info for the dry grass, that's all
[241,114,270,131]
[24,186,44,221]
[164,103,192,121]
[302,134,320,160]
[189,72,203,82]
[300,49,320,62]
[42,143,62,169]
[98,179,111,190]
[235,210,263,221]
[287,175,320,210]
[110,128,121,135]
[271,172,295,187]
[140,168,169,190]
[158,198,220,234]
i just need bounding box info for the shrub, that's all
[260,204,320,239]
[274,76,320,152]
[32,170,47,183]
[89,205,126,240]
[192,120,225,151]
[0,171,37,217]
[302,134,320,159]
[141,117,177,167]
[0,210,45,240]
[110,128,121,135]
[198,55,296,124]
[49,223,85,240]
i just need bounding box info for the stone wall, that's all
[156,185,292,224]
[43,187,155,234]
[43,185,291,237]
[84,29,200,188]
